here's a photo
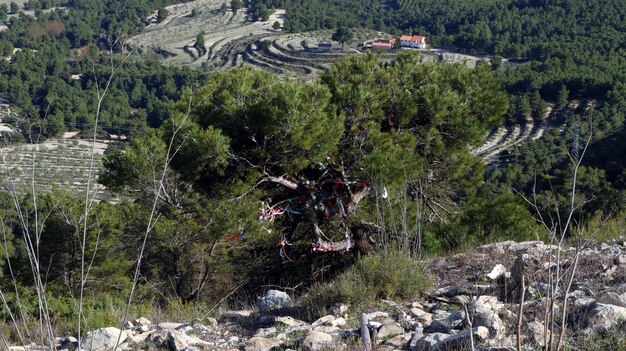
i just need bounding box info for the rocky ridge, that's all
[7,240,626,351]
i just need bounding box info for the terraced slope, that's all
[127,0,286,68]
[0,139,114,200]
[472,100,592,165]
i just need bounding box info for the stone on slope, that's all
[585,302,626,333]
[384,333,412,349]
[472,304,505,340]
[81,327,127,351]
[146,331,169,348]
[219,310,253,323]
[596,291,626,308]
[243,337,282,351]
[301,330,333,351]
[134,317,151,326]
[486,264,507,280]
[167,330,189,351]
[330,303,348,316]
[254,327,278,337]
[526,321,548,348]
[377,323,405,339]
[411,332,450,351]
[60,336,78,350]
[257,290,293,314]
[424,311,464,333]
[412,327,489,351]
[432,284,460,298]
[275,316,307,327]
[312,315,345,327]
[408,327,424,351]
[409,308,433,324]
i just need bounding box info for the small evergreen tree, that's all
[195,31,205,54]
[230,0,242,13]
[156,7,169,23]
[332,27,353,50]
[9,1,19,14]
[557,84,569,109]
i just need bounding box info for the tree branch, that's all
[266,175,299,190]
[348,186,369,213]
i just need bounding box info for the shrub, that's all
[579,328,626,351]
[303,252,431,317]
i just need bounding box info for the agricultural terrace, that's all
[1,0,66,19]
[0,138,114,200]
[126,0,575,165]
[127,0,400,80]
[0,0,27,7]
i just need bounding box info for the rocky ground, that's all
[8,240,626,351]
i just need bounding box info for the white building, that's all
[399,35,427,48]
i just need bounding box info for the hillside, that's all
[0,0,624,350]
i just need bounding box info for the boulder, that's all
[167,330,188,351]
[275,316,307,328]
[432,284,460,298]
[243,337,282,351]
[377,323,405,339]
[254,327,278,337]
[408,328,424,351]
[311,326,340,334]
[146,331,169,348]
[472,304,505,339]
[219,310,253,323]
[81,327,126,351]
[301,330,333,351]
[136,324,150,333]
[180,333,211,348]
[411,327,489,351]
[486,264,507,280]
[330,303,348,316]
[60,336,78,350]
[410,332,451,351]
[585,302,626,333]
[134,317,151,326]
[312,315,345,327]
[257,290,293,314]
[526,321,548,348]
[384,333,412,349]
[127,330,152,343]
[475,295,504,313]
[424,311,464,333]
[596,291,626,308]
[409,308,433,324]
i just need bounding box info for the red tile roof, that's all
[400,35,426,43]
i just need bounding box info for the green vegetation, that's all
[156,7,168,23]
[230,0,241,13]
[0,0,624,343]
[331,26,352,49]
[303,252,431,317]
[579,329,626,351]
